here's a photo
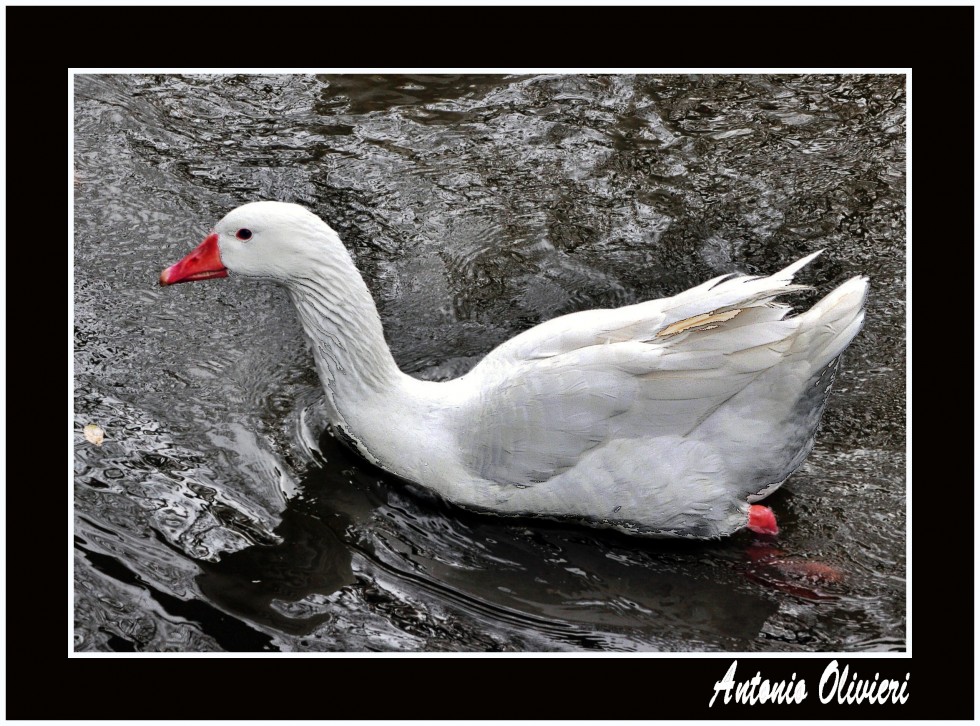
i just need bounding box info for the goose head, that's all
[160,201,347,286]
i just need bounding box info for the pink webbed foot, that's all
[748,504,779,535]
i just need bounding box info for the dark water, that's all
[73,73,906,652]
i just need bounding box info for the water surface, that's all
[73,73,906,652]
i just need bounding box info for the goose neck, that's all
[285,263,402,399]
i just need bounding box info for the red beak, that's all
[159,233,228,286]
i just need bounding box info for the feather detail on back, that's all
[473,250,825,368]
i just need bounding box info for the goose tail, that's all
[795,275,869,368]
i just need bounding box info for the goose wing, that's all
[455,252,867,489]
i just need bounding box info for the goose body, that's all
[161,201,868,539]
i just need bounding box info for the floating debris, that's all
[83,424,104,446]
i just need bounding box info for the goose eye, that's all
[236,228,253,241]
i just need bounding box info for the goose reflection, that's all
[197,427,790,649]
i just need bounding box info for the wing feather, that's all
[471,251,821,369]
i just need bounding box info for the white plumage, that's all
[161,201,868,539]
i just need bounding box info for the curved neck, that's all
[284,256,402,422]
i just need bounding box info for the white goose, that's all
[161,201,867,539]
